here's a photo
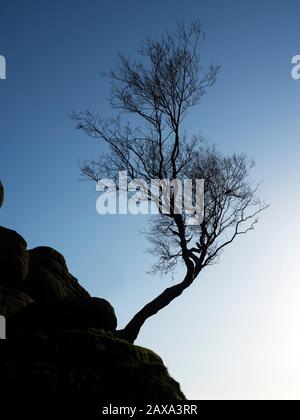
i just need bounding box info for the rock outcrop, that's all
[0,328,185,402]
[0,219,185,403]
[20,246,90,301]
[0,227,29,285]
[9,296,117,332]
[0,287,33,317]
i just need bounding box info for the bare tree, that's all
[72,22,268,343]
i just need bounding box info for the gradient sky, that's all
[1,0,300,400]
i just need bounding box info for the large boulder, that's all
[9,296,117,332]
[0,287,33,318]
[21,247,90,301]
[0,226,29,286]
[0,328,185,402]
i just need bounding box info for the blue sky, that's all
[1,0,300,399]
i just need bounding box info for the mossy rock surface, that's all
[0,328,185,402]
[0,226,185,404]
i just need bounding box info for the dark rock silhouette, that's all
[0,227,29,285]
[0,328,185,402]
[9,296,117,332]
[0,287,33,317]
[20,246,90,301]
[0,218,185,402]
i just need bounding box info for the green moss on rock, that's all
[0,328,185,401]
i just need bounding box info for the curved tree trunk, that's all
[117,271,195,343]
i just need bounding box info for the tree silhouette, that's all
[73,22,268,343]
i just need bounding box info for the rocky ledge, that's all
[0,225,185,402]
